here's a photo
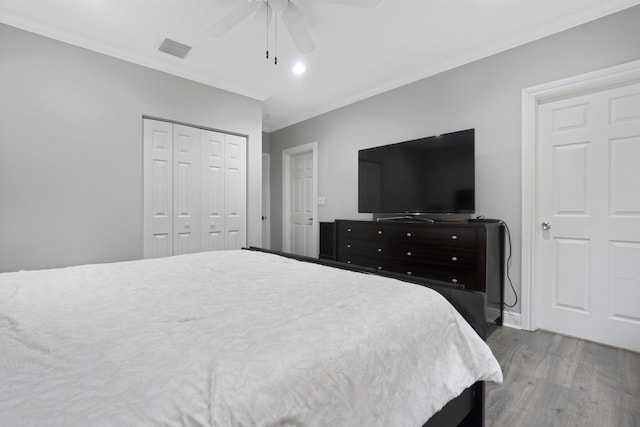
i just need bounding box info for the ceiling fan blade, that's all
[281,2,315,54]
[207,1,260,37]
[253,3,272,26]
[319,0,382,8]
[289,0,320,27]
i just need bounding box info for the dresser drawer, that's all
[339,243,477,273]
[337,221,478,249]
[337,221,387,240]
[400,226,478,249]
[397,246,478,272]
[337,238,399,258]
[337,252,389,271]
[336,252,479,288]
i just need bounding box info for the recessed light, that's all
[292,62,306,75]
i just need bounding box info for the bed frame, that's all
[246,247,491,427]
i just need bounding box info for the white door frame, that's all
[282,142,318,256]
[521,59,640,331]
[262,153,271,249]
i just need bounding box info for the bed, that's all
[0,248,502,426]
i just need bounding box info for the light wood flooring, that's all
[485,327,640,427]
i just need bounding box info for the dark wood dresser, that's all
[334,219,504,326]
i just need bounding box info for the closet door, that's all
[143,119,174,258]
[224,134,247,249]
[173,124,201,255]
[143,119,246,258]
[200,129,225,251]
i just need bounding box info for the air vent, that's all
[158,38,192,59]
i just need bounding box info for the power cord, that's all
[471,215,518,308]
[500,219,518,308]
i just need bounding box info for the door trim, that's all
[521,59,640,331]
[282,142,318,256]
[262,153,271,249]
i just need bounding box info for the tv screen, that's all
[358,129,475,214]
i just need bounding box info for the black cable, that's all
[500,220,518,308]
[265,1,270,59]
[274,10,278,65]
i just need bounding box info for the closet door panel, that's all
[143,119,173,258]
[201,130,225,251]
[227,230,242,250]
[224,135,247,249]
[173,124,201,255]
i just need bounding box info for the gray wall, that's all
[0,24,263,272]
[267,5,640,313]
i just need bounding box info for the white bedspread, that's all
[0,250,502,426]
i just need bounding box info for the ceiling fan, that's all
[207,0,382,55]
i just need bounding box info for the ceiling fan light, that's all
[292,62,306,75]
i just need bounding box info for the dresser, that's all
[334,219,504,326]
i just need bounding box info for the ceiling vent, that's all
[158,38,192,59]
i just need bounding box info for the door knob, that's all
[541,221,551,230]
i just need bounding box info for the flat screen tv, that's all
[358,129,475,214]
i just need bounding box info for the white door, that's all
[200,129,225,251]
[173,124,201,255]
[262,153,271,249]
[290,151,314,257]
[223,134,247,250]
[537,82,640,352]
[143,119,173,258]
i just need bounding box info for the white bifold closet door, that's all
[143,118,246,258]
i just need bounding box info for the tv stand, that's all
[333,220,504,330]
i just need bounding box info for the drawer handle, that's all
[347,260,352,264]
[377,266,382,270]
[451,256,458,261]
[347,244,351,248]
[451,235,458,240]
[347,228,352,232]
[451,278,458,283]
[406,251,412,256]
[378,230,383,235]
[377,248,383,252]
[407,232,412,237]
[407,271,412,276]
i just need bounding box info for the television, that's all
[358,129,475,214]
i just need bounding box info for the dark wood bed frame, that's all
[246,247,492,427]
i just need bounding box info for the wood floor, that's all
[485,327,640,427]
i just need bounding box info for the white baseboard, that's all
[501,310,522,329]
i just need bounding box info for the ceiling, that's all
[1,0,639,131]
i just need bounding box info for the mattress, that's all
[0,250,502,426]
